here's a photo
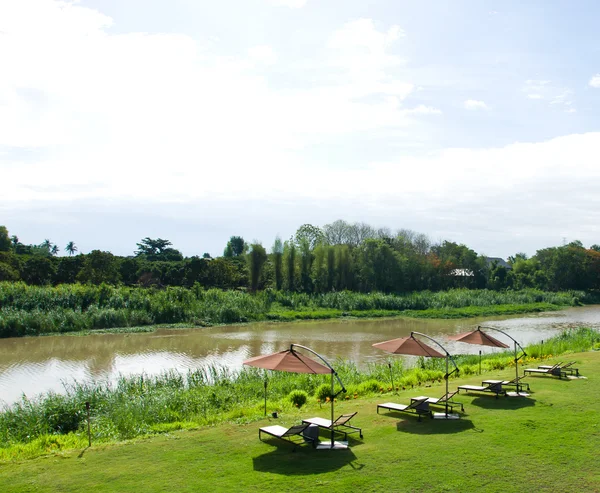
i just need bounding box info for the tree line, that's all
[1,221,599,293]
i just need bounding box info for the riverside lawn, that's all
[1,350,599,493]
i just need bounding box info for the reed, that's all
[0,282,584,337]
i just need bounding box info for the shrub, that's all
[288,390,308,408]
[315,383,333,401]
[356,379,383,395]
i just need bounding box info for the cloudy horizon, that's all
[2,0,600,259]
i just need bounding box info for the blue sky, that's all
[1,0,599,258]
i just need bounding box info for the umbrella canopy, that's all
[449,329,509,348]
[243,349,332,374]
[373,336,445,358]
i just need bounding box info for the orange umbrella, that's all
[449,329,509,348]
[244,344,346,449]
[243,349,332,374]
[373,336,445,358]
[373,332,459,419]
[450,326,527,396]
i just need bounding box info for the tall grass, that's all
[1,327,597,455]
[0,282,584,337]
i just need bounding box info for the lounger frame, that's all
[259,423,316,449]
[302,412,363,440]
[457,382,505,398]
[377,398,432,421]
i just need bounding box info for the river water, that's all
[1,306,599,406]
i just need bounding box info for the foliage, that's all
[287,390,308,407]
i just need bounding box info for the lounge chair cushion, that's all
[378,402,411,412]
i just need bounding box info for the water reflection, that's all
[1,306,599,406]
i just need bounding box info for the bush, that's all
[356,379,383,395]
[288,390,308,408]
[315,383,333,401]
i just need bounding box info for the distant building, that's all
[485,257,512,270]
[450,268,474,277]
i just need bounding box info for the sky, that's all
[1,0,600,259]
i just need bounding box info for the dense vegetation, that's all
[0,327,598,461]
[2,221,600,294]
[0,283,584,337]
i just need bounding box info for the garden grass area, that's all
[1,351,598,493]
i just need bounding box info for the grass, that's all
[0,350,598,492]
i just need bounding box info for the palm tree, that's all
[50,245,59,256]
[65,241,78,256]
[40,239,52,251]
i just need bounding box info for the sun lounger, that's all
[302,412,363,440]
[538,361,579,376]
[259,423,316,448]
[421,391,464,412]
[457,380,505,398]
[500,375,531,392]
[377,397,432,421]
[524,363,566,379]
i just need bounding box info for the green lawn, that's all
[1,352,599,493]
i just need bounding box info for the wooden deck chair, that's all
[422,391,464,412]
[377,398,432,421]
[302,412,363,440]
[457,381,505,398]
[259,423,316,449]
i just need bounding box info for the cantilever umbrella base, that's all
[432,412,461,420]
[505,391,531,397]
[316,440,348,450]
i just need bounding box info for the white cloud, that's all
[247,45,277,65]
[523,79,574,111]
[0,2,422,206]
[589,74,600,88]
[464,99,489,110]
[268,0,307,8]
[406,105,442,115]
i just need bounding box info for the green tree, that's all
[0,226,11,252]
[22,256,56,285]
[298,237,314,293]
[65,241,78,256]
[223,236,247,257]
[135,238,183,261]
[247,243,268,292]
[294,224,324,250]
[284,240,296,291]
[55,256,85,284]
[271,236,284,290]
[77,250,121,285]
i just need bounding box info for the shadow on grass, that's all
[77,446,90,458]
[253,444,360,475]
[469,396,536,410]
[395,418,475,435]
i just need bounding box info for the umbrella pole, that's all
[330,370,335,448]
[388,361,395,393]
[445,354,449,417]
[264,378,267,417]
[514,341,519,392]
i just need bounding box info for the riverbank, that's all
[0,282,586,337]
[1,327,598,462]
[1,348,598,492]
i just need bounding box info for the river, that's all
[1,305,599,406]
